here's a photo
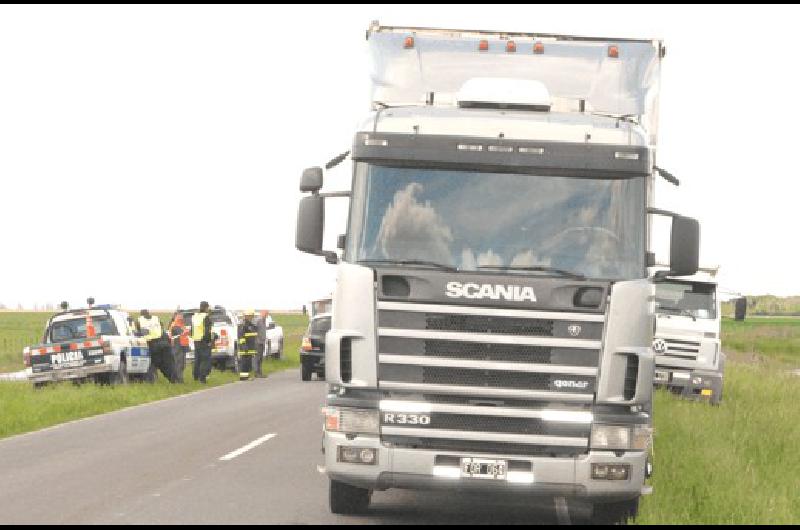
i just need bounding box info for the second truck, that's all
[296,23,702,523]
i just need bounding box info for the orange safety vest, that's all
[171,320,191,347]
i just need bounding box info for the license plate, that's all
[460,458,507,480]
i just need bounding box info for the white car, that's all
[261,314,284,359]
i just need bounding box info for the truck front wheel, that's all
[590,498,639,525]
[329,479,371,515]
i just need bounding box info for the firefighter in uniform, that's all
[237,310,258,380]
[192,301,213,384]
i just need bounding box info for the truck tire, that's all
[590,498,639,525]
[329,479,371,515]
[302,362,312,382]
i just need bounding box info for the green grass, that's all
[0,312,52,372]
[637,362,800,524]
[0,312,307,439]
[721,317,800,365]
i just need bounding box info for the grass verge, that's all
[0,313,307,440]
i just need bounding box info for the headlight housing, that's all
[591,424,652,451]
[323,407,379,435]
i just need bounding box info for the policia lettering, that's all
[238,311,259,380]
[192,302,214,384]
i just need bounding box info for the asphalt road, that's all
[0,369,561,525]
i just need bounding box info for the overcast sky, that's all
[0,4,797,310]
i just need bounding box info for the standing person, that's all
[139,310,175,382]
[192,301,213,384]
[254,310,268,378]
[169,313,190,383]
[237,310,258,380]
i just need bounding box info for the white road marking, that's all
[554,496,571,525]
[219,433,277,461]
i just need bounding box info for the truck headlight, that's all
[323,407,379,435]
[591,425,652,450]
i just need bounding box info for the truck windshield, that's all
[348,164,646,280]
[50,315,116,342]
[655,282,717,320]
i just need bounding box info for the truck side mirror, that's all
[669,215,700,276]
[296,195,325,255]
[300,167,323,193]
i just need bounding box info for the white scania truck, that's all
[296,23,701,523]
[653,269,724,404]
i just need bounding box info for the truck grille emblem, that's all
[653,339,668,354]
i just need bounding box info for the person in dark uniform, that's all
[237,310,258,380]
[169,313,190,383]
[139,309,175,382]
[192,301,214,384]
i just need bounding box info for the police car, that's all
[23,300,152,385]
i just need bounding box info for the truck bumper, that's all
[323,432,649,502]
[300,352,325,371]
[654,367,723,403]
[29,363,112,383]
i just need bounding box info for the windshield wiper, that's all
[476,265,586,280]
[357,259,458,272]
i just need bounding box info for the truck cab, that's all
[653,270,724,404]
[296,23,701,523]
[24,303,151,385]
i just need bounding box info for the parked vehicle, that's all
[181,306,239,371]
[300,312,331,381]
[24,300,151,385]
[653,269,724,404]
[296,23,702,523]
[261,313,285,359]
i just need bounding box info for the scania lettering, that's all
[445,282,537,302]
[296,23,702,524]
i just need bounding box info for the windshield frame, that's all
[344,160,648,282]
[655,280,718,320]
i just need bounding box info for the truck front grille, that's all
[377,301,602,457]
[659,337,701,360]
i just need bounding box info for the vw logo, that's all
[653,339,668,354]
[567,325,582,337]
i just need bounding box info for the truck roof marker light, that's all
[533,42,544,54]
[404,36,414,49]
[615,151,639,160]
[457,144,483,152]
[519,147,545,155]
[364,138,388,147]
[608,45,619,58]
[488,145,513,153]
[478,39,489,52]
[506,41,516,53]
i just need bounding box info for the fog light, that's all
[592,464,630,480]
[337,446,377,465]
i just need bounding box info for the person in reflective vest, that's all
[237,310,258,380]
[169,312,191,383]
[192,301,213,384]
[139,309,174,382]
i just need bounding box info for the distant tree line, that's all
[721,295,800,317]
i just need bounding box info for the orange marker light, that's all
[478,39,489,52]
[534,42,545,54]
[506,40,516,53]
[404,36,414,49]
[608,45,619,58]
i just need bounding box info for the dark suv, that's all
[300,313,331,381]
